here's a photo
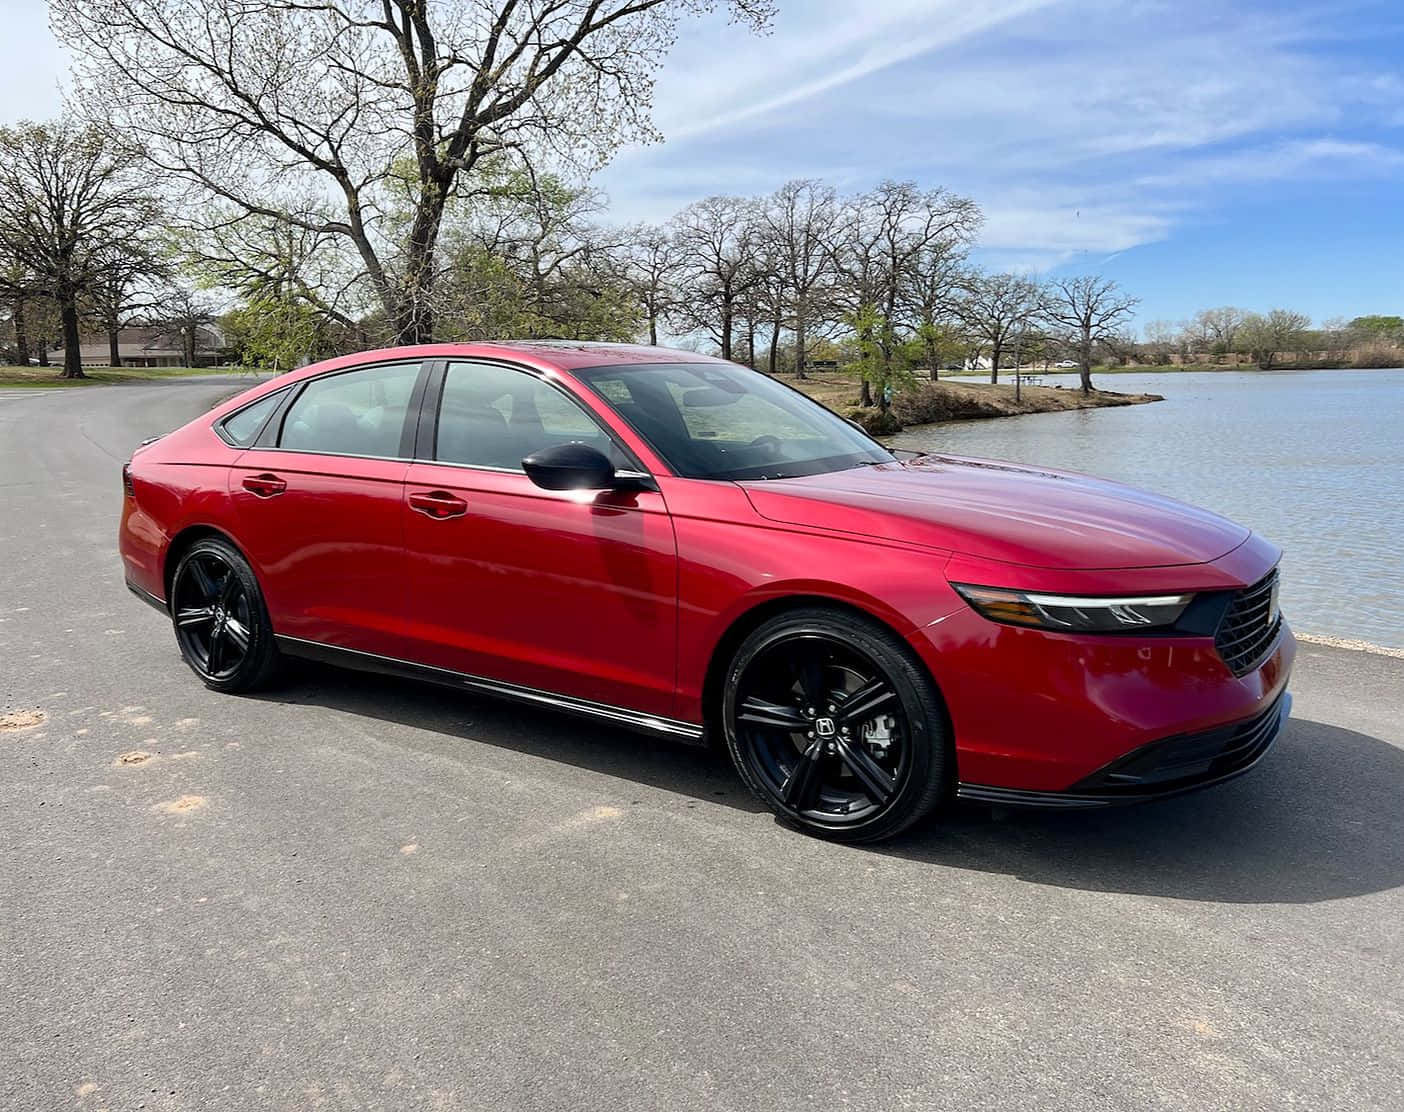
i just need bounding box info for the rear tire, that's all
[170,537,280,693]
[721,606,950,843]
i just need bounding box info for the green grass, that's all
[0,365,253,388]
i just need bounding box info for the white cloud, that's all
[599,0,1404,269]
[654,0,1059,140]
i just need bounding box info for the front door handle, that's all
[409,490,468,519]
[242,473,287,498]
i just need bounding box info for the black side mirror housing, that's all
[522,442,619,491]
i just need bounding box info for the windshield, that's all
[575,362,894,480]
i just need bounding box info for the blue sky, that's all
[3,0,1401,329]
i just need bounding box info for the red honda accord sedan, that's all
[120,343,1294,842]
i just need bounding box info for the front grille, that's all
[1075,691,1288,794]
[1215,568,1282,676]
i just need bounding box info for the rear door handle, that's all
[242,473,287,498]
[409,490,468,519]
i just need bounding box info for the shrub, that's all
[846,406,903,435]
[1353,342,1404,369]
[890,385,1006,425]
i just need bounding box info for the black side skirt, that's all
[273,634,707,744]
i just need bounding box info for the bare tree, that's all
[87,244,171,367]
[1041,275,1139,393]
[1237,309,1312,369]
[958,272,1044,385]
[760,180,838,380]
[672,195,759,362]
[0,119,160,377]
[622,225,683,346]
[155,287,222,367]
[53,0,773,346]
[188,208,372,345]
[1186,306,1246,360]
[0,262,36,366]
[832,181,979,401]
[1140,318,1184,366]
[902,239,973,381]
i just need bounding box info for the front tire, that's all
[721,607,950,843]
[170,537,280,693]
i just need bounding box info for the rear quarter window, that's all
[218,390,286,447]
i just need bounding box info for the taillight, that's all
[122,463,135,498]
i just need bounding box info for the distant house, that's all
[48,325,225,368]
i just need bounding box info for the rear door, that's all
[399,360,679,718]
[229,359,428,656]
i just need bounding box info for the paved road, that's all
[3,379,1402,1111]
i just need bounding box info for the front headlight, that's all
[951,583,1193,633]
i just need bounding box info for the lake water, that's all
[889,369,1404,648]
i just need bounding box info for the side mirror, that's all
[522,442,618,491]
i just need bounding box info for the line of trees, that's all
[13,1,1382,396]
[6,0,1147,401]
[0,108,1140,400]
[1140,308,1403,369]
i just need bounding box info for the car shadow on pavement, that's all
[885,719,1404,904]
[255,669,1403,903]
[252,661,770,814]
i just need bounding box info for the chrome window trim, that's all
[274,634,703,741]
[405,458,526,476]
[238,447,415,464]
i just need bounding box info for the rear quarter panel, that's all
[120,420,246,603]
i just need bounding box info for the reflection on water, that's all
[889,369,1404,648]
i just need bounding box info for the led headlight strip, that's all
[951,583,1193,632]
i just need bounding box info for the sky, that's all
[2,0,1401,329]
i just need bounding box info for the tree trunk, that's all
[59,296,85,379]
[767,320,780,376]
[184,327,196,368]
[393,180,448,345]
[719,301,733,362]
[1080,332,1094,393]
[108,322,122,368]
[990,342,1001,385]
[794,317,807,380]
[13,297,30,367]
[648,314,658,347]
[745,321,756,369]
[860,378,873,407]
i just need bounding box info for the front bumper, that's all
[955,691,1291,808]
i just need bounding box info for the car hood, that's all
[739,454,1251,570]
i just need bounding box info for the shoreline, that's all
[948,363,1403,377]
[1295,632,1404,659]
[790,372,1162,433]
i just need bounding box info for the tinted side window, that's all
[436,362,630,471]
[279,363,421,458]
[219,390,285,447]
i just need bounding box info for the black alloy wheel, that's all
[170,537,280,693]
[722,608,950,843]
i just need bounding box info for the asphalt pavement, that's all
[2,377,1402,1111]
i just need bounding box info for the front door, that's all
[400,360,679,718]
[229,359,424,656]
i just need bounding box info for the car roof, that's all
[279,341,727,386]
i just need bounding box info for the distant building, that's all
[48,325,225,368]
